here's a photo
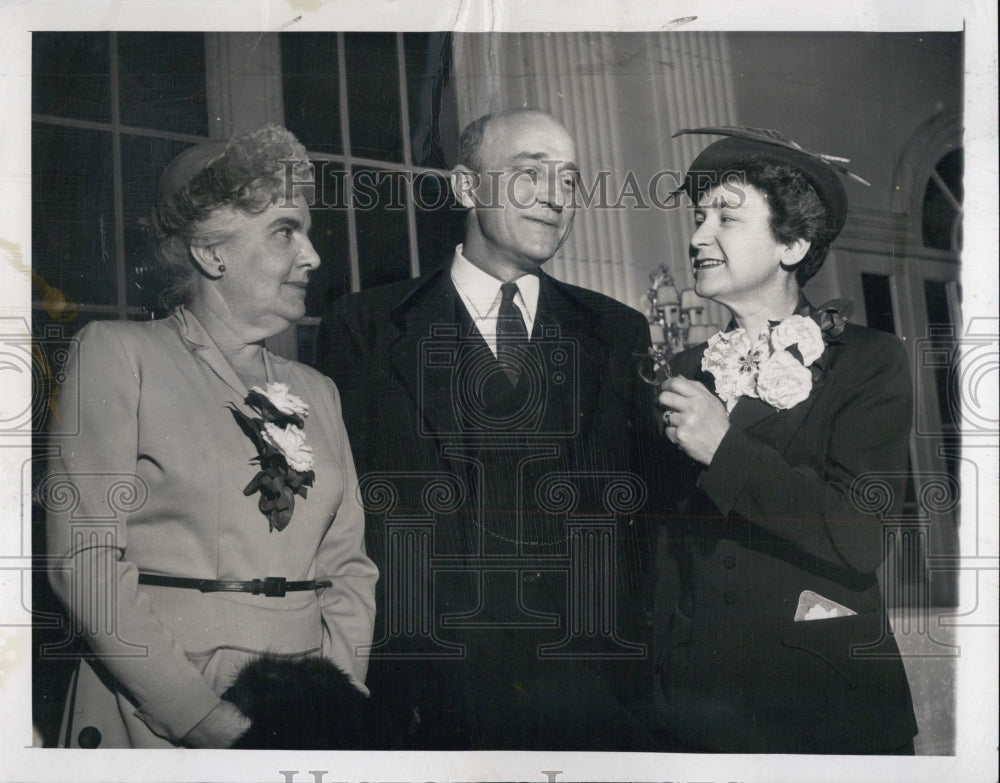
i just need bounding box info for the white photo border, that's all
[1,2,996,782]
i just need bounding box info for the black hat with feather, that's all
[675,126,869,240]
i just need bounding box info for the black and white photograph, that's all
[1,1,996,781]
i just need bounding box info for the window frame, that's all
[289,31,457,331]
[32,32,215,323]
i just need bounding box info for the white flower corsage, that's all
[229,382,316,531]
[756,349,814,409]
[701,310,840,412]
[701,328,770,412]
[252,381,311,419]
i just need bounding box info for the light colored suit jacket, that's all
[46,308,377,744]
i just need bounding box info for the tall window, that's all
[903,130,963,610]
[32,32,211,341]
[280,31,465,362]
[917,148,963,496]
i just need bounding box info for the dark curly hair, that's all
[148,124,312,308]
[692,159,836,286]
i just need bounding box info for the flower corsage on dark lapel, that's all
[230,382,316,531]
[701,300,853,413]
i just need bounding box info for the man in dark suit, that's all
[316,109,660,750]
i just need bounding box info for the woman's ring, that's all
[663,410,673,427]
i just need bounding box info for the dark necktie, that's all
[496,281,528,384]
[497,282,528,343]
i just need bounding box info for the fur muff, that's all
[222,655,371,749]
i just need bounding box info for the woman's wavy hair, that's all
[694,159,836,286]
[147,124,312,308]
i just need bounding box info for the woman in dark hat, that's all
[651,128,918,754]
[45,124,377,748]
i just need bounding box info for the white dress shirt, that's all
[450,244,539,356]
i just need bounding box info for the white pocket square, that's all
[794,589,857,621]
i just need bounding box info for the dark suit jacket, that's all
[651,321,919,753]
[316,267,663,749]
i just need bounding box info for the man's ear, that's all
[780,237,811,269]
[189,244,223,278]
[451,165,480,210]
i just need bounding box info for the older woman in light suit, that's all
[46,125,377,748]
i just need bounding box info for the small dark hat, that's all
[155,139,227,208]
[676,126,869,238]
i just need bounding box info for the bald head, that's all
[452,109,579,279]
[458,110,574,173]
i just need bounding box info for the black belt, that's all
[137,574,331,597]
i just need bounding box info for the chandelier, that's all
[643,264,718,376]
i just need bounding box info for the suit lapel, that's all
[751,386,825,456]
[671,343,714,391]
[385,269,464,437]
[534,273,605,435]
[763,338,837,443]
[381,270,611,442]
[173,307,247,399]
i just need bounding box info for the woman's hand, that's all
[659,375,731,466]
[182,700,252,748]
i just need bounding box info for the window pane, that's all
[861,272,896,334]
[923,279,959,431]
[921,149,963,252]
[118,33,208,135]
[354,167,411,288]
[33,32,111,122]
[921,178,956,251]
[121,135,199,312]
[32,123,117,307]
[281,32,343,156]
[413,171,465,274]
[935,148,963,202]
[404,32,459,168]
[923,279,952,326]
[306,162,351,316]
[345,33,403,162]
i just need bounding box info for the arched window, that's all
[888,113,963,613]
[921,147,963,252]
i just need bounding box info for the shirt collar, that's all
[450,244,540,323]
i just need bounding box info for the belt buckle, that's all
[258,576,287,597]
